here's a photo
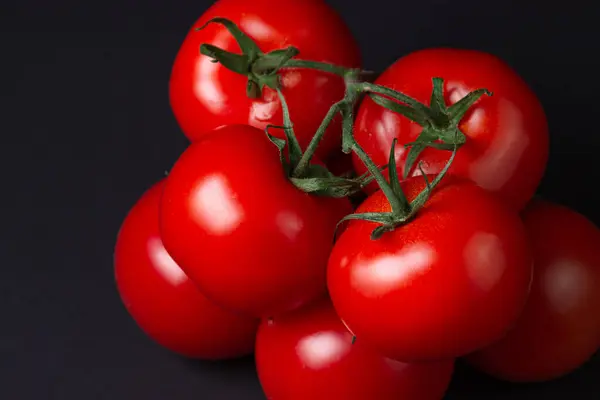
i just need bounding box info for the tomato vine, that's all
[197,18,492,239]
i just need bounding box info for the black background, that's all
[2,0,600,398]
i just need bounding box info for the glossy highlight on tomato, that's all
[169,0,361,160]
[114,180,259,359]
[465,199,600,382]
[256,298,454,400]
[159,125,353,318]
[327,176,533,362]
[354,48,549,210]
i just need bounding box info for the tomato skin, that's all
[354,48,548,210]
[113,180,259,359]
[465,199,600,382]
[255,298,454,400]
[327,176,533,362]
[160,125,352,318]
[169,0,361,161]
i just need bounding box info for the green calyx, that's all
[339,137,458,240]
[197,18,298,97]
[369,77,492,179]
[197,18,348,98]
[332,74,490,240]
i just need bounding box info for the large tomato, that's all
[169,0,361,160]
[465,199,600,382]
[159,125,352,318]
[327,176,533,362]
[354,48,549,210]
[255,298,454,400]
[114,180,259,359]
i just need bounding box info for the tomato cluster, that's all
[114,0,600,398]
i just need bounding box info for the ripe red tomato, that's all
[255,298,454,400]
[465,199,600,382]
[160,125,352,318]
[169,0,361,161]
[114,180,259,359]
[327,176,533,362]
[354,48,549,210]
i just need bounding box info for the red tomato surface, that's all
[169,0,361,160]
[160,125,352,318]
[354,48,549,210]
[256,298,454,400]
[327,176,533,362]
[114,180,259,359]
[465,199,600,382]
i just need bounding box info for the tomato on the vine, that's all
[159,124,353,318]
[169,0,361,161]
[327,176,533,362]
[256,298,454,400]
[465,199,600,382]
[114,180,259,359]
[354,48,548,210]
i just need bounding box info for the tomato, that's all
[465,199,600,382]
[169,0,361,161]
[327,176,533,362]
[354,48,549,210]
[114,180,259,359]
[255,298,454,400]
[159,125,352,318]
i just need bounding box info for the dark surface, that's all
[2,0,600,398]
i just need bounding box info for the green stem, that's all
[275,89,303,165]
[360,82,434,122]
[340,78,411,216]
[283,59,349,77]
[351,138,410,215]
[292,100,345,178]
